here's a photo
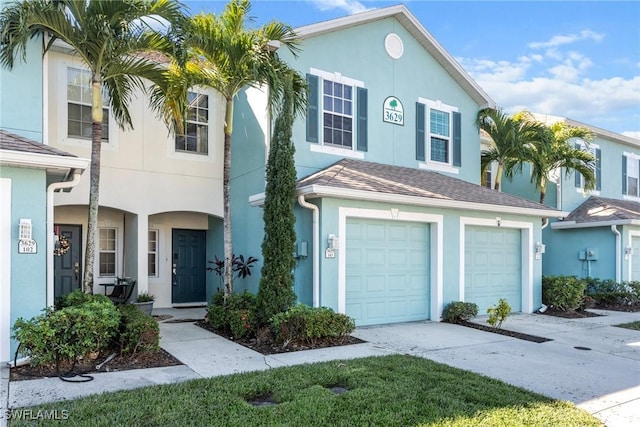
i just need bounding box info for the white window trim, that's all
[575,140,600,195]
[175,90,209,155]
[98,227,118,278]
[148,229,159,278]
[459,217,534,313]
[309,67,364,156]
[417,97,459,172]
[624,151,640,199]
[167,86,213,160]
[337,207,444,321]
[57,62,119,150]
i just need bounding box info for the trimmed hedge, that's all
[542,276,585,311]
[270,305,355,346]
[207,291,257,339]
[442,302,478,323]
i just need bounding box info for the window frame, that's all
[308,68,365,159]
[98,227,117,277]
[417,97,460,173]
[625,153,640,198]
[148,229,159,278]
[175,91,209,155]
[574,140,600,195]
[66,67,110,142]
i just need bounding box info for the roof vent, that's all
[385,33,404,59]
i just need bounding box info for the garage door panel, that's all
[465,226,522,313]
[346,218,430,326]
[632,236,640,280]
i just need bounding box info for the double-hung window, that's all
[176,91,208,154]
[574,140,600,192]
[98,228,117,277]
[67,67,109,141]
[306,69,367,155]
[623,153,640,198]
[148,230,158,277]
[416,98,461,169]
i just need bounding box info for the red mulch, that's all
[196,321,365,355]
[10,349,182,382]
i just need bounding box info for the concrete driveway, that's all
[3,308,639,427]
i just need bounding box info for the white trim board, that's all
[459,217,534,313]
[338,207,444,321]
[627,230,640,281]
[1,178,12,362]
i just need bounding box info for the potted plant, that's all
[134,292,155,315]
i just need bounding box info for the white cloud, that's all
[623,131,640,140]
[460,54,640,134]
[529,29,605,49]
[307,0,369,14]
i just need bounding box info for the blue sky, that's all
[184,1,640,138]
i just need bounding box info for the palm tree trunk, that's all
[539,176,547,205]
[493,162,504,191]
[82,78,104,294]
[223,98,234,296]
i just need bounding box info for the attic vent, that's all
[385,33,404,59]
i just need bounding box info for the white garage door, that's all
[345,218,430,326]
[465,226,522,313]
[631,236,640,281]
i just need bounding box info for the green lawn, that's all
[11,355,601,427]
[615,321,640,331]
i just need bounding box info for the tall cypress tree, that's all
[256,72,299,325]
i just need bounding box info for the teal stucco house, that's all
[230,5,562,326]
[501,114,640,282]
[0,28,89,362]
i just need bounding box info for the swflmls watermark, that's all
[3,409,70,421]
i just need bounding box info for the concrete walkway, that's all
[2,308,639,427]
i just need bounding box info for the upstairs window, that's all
[623,154,640,197]
[67,68,109,141]
[574,141,600,192]
[176,92,208,154]
[306,69,367,154]
[416,99,461,168]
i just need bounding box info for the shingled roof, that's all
[559,196,640,225]
[297,159,563,217]
[0,129,76,157]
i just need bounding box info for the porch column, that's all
[136,213,149,295]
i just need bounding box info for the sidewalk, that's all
[3,308,639,427]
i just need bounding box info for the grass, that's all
[614,321,640,331]
[11,355,601,427]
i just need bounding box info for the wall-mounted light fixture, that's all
[535,242,546,260]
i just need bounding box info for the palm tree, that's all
[0,0,186,293]
[528,121,595,205]
[180,0,306,296]
[477,108,546,191]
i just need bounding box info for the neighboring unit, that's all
[231,5,563,326]
[502,115,640,282]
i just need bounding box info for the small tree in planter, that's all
[134,292,155,316]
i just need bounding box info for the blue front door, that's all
[172,229,206,304]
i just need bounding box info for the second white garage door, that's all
[464,226,522,313]
[345,218,430,326]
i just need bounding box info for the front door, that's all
[172,229,206,304]
[53,224,82,301]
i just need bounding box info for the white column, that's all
[136,213,149,295]
[1,178,12,362]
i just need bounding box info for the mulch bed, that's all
[542,308,601,319]
[196,321,366,355]
[10,349,182,382]
[456,321,552,343]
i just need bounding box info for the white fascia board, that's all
[551,219,640,229]
[0,149,90,172]
[298,185,568,218]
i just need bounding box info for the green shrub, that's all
[207,291,257,339]
[13,298,120,366]
[442,302,478,323]
[542,276,586,311]
[55,289,112,310]
[117,305,159,354]
[270,305,355,346]
[586,278,639,306]
[487,298,511,329]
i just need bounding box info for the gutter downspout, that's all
[47,170,83,307]
[611,225,621,282]
[298,195,319,307]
